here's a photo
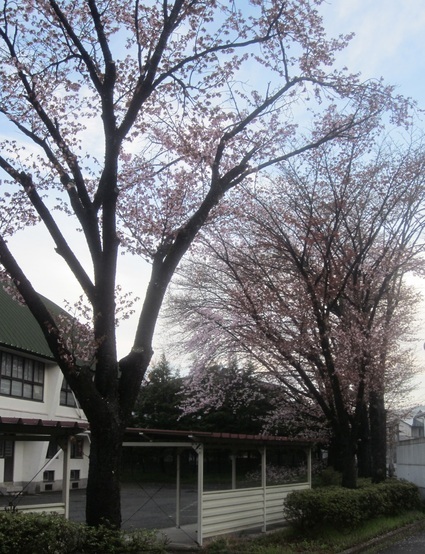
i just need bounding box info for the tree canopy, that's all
[169,139,425,486]
[0,0,412,526]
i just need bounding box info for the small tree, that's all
[0,0,409,525]
[132,354,184,429]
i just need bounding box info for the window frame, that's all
[46,440,60,459]
[43,470,55,482]
[0,351,45,401]
[70,469,80,481]
[70,436,84,459]
[60,378,78,407]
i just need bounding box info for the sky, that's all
[3,0,425,397]
[321,0,425,103]
[321,0,425,403]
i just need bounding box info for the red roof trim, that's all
[0,420,313,445]
[126,427,314,444]
[0,416,89,430]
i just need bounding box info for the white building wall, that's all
[8,441,52,492]
[398,421,413,441]
[0,356,89,493]
[40,439,89,492]
[396,437,425,498]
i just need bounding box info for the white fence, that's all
[201,482,309,542]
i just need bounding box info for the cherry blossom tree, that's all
[0,0,411,525]
[169,139,425,488]
[179,361,276,434]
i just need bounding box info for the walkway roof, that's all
[124,427,314,448]
[0,418,313,447]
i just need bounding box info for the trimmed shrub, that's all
[283,479,422,531]
[0,512,166,554]
[314,467,342,487]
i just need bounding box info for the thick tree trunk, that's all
[369,391,387,483]
[86,420,125,528]
[341,434,358,489]
[357,401,372,478]
[327,431,344,472]
[327,429,357,488]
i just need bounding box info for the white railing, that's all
[201,482,309,540]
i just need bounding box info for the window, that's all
[43,470,54,482]
[0,351,44,401]
[46,440,60,459]
[70,469,80,481]
[60,378,78,407]
[71,437,84,459]
[0,440,13,458]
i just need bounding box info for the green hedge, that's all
[0,512,166,554]
[284,479,422,531]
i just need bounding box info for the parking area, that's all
[0,482,198,530]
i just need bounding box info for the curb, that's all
[340,519,425,553]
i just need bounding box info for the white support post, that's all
[195,444,204,546]
[307,447,312,488]
[176,451,181,528]
[231,452,237,490]
[62,437,71,519]
[261,446,267,533]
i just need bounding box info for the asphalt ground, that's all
[0,482,199,548]
[372,522,425,554]
[375,531,425,553]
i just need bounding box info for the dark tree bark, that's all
[341,432,358,489]
[369,391,387,483]
[327,431,344,473]
[86,420,125,527]
[357,400,372,478]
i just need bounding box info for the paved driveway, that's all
[0,483,197,529]
[1,483,200,547]
[1,482,198,530]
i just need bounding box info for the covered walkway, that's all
[123,428,313,545]
[1,423,313,547]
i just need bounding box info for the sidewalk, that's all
[340,520,425,554]
[158,524,199,552]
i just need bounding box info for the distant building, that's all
[398,406,425,441]
[0,280,89,494]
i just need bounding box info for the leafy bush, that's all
[284,479,422,531]
[0,512,166,554]
[314,467,342,487]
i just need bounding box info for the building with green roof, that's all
[0,281,55,360]
[0,280,89,495]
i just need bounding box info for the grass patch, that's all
[202,511,425,554]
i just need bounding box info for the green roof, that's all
[0,280,62,360]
